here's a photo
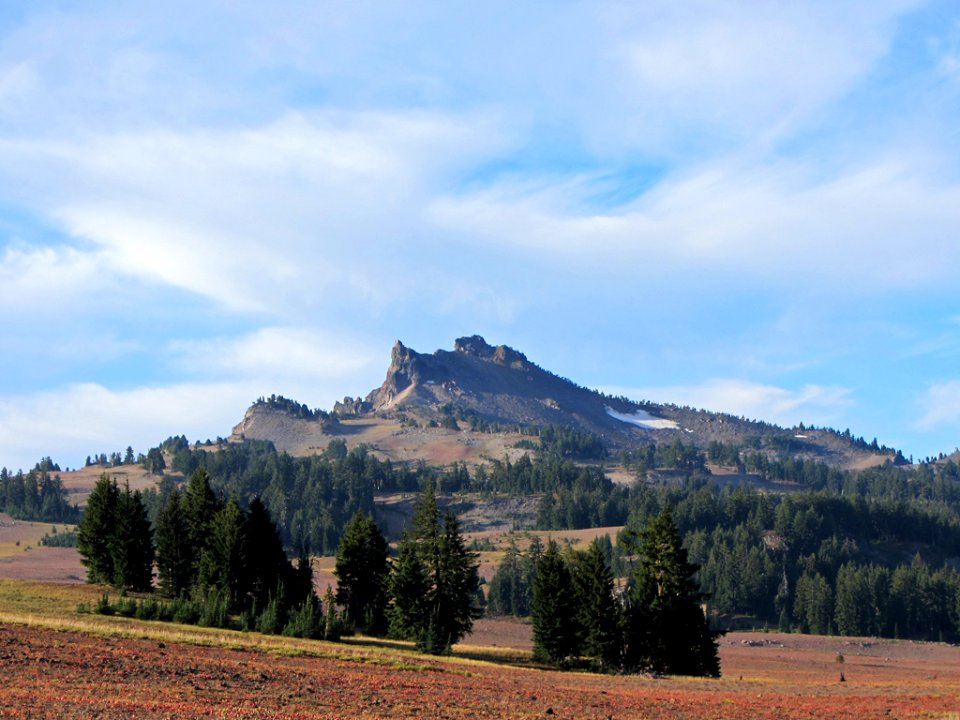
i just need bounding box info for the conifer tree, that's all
[531,540,579,664]
[197,496,247,611]
[182,468,220,584]
[388,539,429,640]
[244,496,289,612]
[112,485,154,591]
[77,475,120,584]
[573,538,622,669]
[335,512,390,635]
[424,510,482,653]
[625,509,722,677]
[487,541,523,616]
[388,482,481,653]
[155,488,192,597]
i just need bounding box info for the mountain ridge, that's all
[232,335,896,470]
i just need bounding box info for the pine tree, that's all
[531,540,579,665]
[197,496,247,611]
[424,511,481,653]
[625,509,722,677]
[335,512,390,636]
[244,496,290,613]
[155,488,192,597]
[487,541,523,616]
[388,540,429,640]
[387,483,481,653]
[77,475,120,584]
[182,468,221,585]
[573,538,622,669]
[112,485,154,591]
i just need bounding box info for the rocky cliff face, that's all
[234,335,892,467]
[355,335,659,445]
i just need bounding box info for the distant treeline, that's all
[144,437,428,553]
[485,465,960,642]
[129,432,960,641]
[0,462,79,523]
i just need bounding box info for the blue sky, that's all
[2,1,960,471]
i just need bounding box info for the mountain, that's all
[232,335,893,470]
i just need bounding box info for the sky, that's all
[2,1,960,472]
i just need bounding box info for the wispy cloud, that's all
[915,380,960,431]
[168,327,379,385]
[432,154,960,289]
[0,382,252,472]
[0,110,513,317]
[0,243,104,315]
[604,379,854,429]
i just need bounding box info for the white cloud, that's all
[0,110,512,316]
[0,325,388,472]
[608,1,916,148]
[168,327,378,383]
[604,378,853,428]
[915,380,960,430]
[429,155,960,292]
[0,242,105,315]
[0,382,253,472]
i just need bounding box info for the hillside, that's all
[231,335,893,470]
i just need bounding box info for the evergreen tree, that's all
[487,541,524,616]
[244,496,290,613]
[335,512,390,635]
[182,468,221,584]
[422,511,481,653]
[197,497,247,611]
[531,540,579,664]
[388,539,430,640]
[572,538,622,669]
[77,475,120,584]
[155,488,193,598]
[793,570,833,635]
[387,483,481,653]
[834,563,869,636]
[625,509,721,677]
[112,485,154,591]
[144,447,166,475]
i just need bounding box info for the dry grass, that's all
[2,579,960,718]
[57,464,165,507]
[0,514,74,557]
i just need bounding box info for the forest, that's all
[0,460,79,523]
[9,419,960,646]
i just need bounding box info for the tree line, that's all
[489,510,721,675]
[78,472,483,655]
[78,471,317,636]
[0,464,79,523]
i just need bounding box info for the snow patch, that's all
[605,406,679,430]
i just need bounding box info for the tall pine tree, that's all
[531,540,579,665]
[112,485,154,591]
[388,482,481,654]
[625,509,722,677]
[573,538,622,669]
[335,512,390,636]
[155,488,192,598]
[77,475,119,585]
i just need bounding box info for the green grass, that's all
[0,577,534,673]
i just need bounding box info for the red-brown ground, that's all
[1,621,958,719]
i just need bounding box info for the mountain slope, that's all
[232,335,892,470]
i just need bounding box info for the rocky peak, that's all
[454,335,495,357]
[455,335,527,367]
[383,340,423,395]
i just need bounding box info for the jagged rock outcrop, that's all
[233,335,894,467]
[358,335,660,444]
